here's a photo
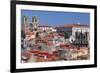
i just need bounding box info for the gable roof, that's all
[56,24,90,28]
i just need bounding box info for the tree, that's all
[36,32,39,38]
[21,30,26,39]
[64,32,69,39]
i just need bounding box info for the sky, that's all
[21,10,90,27]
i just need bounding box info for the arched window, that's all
[32,16,38,23]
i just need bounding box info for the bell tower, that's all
[23,16,29,33]
[32,16,39,31]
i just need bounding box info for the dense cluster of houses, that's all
[21,16,90,63]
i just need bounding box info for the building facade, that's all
[38,26,56,32]
[55,24,90,47]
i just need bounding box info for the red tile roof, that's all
[60,44,70,48]
[39,25,52,27]
[30,50,56,58]
[56,24,89,28]
[26,32,35,35]
[21,51,32,58]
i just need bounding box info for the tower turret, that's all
[32,16,39,31]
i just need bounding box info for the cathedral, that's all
[22,15,39,34]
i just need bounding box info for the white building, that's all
[56,24,90,46]
[38,25,56,32]
[72,25,90,37]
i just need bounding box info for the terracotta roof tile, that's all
[56,24,89,28]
